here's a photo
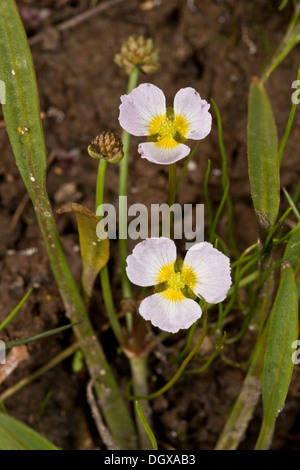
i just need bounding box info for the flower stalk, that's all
[262,1,300,82]
[0,1,137,448]
[95,157,123,345]
[119,66,140,329]
[168,162,177,240]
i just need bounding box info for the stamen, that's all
[167,272,186,290]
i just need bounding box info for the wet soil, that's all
[0,0,300,450]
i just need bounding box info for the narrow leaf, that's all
[0,0,47,199]
[283,222,300,297]
[0,413,59,450]
[57,203,109,300]
[257,262,298,448]
[0,287,33,331]
[247,79,280,241]
[5,322,77,349]
[135,401,158,450]
[283,188,300,221]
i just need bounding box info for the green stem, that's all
[168,162,177,240]
[211,98,239,258]
[0,287,33,331]
[96,159,123,345]
[204,159,213,234]
[119,66,140,330]
[117,67,153,449]
[278,67,300,166]
[95,158,107,209]
[175,142,199,194]
[128,303,208,401]
[135,401,158,450]
[36,188,137,449]
[261,7,300,83]
[129,357,153,450]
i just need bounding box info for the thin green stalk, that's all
[168,162,177,239]
[175,142,199,194]
[5,323,75,349]
[230,243,259,269]
[204,159,213,235]
[185,332,226,375]
[130,357,153,450]
[95,158,107,210]
[119,66,140,329]
[0,287,33,331]
[223,254,260,319]
[211,99,239,258]
[278,67,300,166]
[135,401,158,450]
[119,69,140,268]
[283,187,300,220]
[117,67,153,449]
[127,303,208,401]
[100,268,123,344]
[209,179,229,243]
[96,159,123,345]
[174,319,199,363]
[261,5,300,83]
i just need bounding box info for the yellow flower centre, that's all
[156,262,175,284]
[156,262,198,303]
[181,265,198,291]
[158,118,176,138]
[148,108,189,150]
[167,272,186,290]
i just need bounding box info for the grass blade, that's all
[247,78,280,241]
[0,287,33,332]
[0,1,47,199]
[256,262,298,449]
[5,323,78,349]
[283,222,300,297]
[135,401,158,450]
[0,413,59,450]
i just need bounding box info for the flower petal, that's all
[138,141,190,165]
[173,87,212,140]
[119,83,166,136]
[183,242,231,303]
[139,292,202,333]
[126,237,177,287]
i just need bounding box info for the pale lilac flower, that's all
[126,238,231,333]
[118,84,212,165]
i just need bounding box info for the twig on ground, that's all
[86,378,119,450]
[29,0,125,47]
[0,346,29,386]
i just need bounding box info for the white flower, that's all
[126,238,231,333]
[118,84,212,165]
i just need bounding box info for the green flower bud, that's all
[114,35,160,75]
[88,131,124,164]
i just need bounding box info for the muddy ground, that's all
[0,0,300,450]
